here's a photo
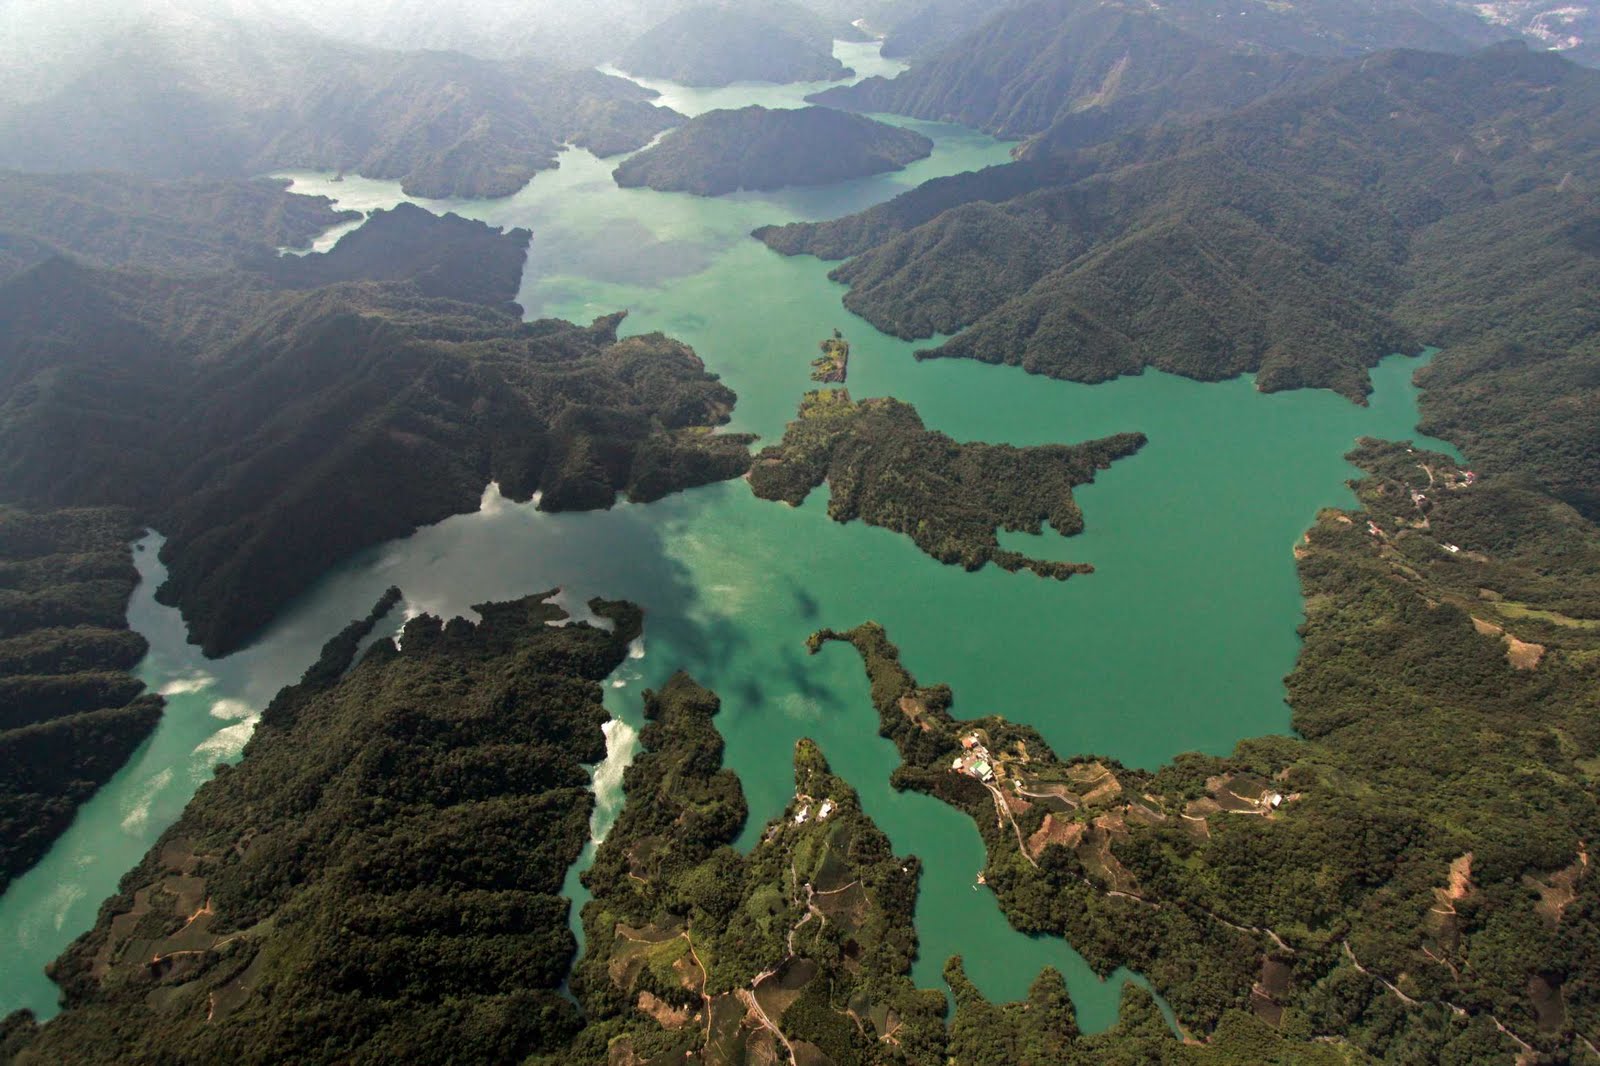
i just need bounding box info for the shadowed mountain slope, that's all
[0,206,753,656]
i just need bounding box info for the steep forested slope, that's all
[763,43,1600,516]
[0,507,160,895]
[0,207,753,656]
[0,13,682,198]
[617,2,852,86]
[812,0,1600,147]
[246,201,529,304]
[4,592,640,1064]
[6,631,1387,1065]
[613,106,933,195]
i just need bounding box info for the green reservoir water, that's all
[0,45,1458,1030]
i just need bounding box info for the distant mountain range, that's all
[816,0,1600,142]
[813,0,1331,145]
[0,9,682,198]
[617,2,857,86]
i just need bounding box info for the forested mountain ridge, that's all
[1,1,1597,1060]
[762,42,1600,516]
[0,206,754,657]
[560,671,1350,1064]
[4,633,1376,1064]
[245,201,529,306]
[617,2,855,86]
[0,173,356,283]
[0,11,683,199]
[3,591,642,1063]
[612,106,934,195]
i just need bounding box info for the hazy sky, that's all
[0,0,882,104]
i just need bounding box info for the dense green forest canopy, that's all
[562,671,1375,1065]
[612,106,933,196]
[806,437,1600,1061]
[3,591,640,1064]
[0,506,159,896]
[0,203,753,656]
[245,202,531,306]
[748,390,1145,579]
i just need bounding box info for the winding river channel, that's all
[0,40,1457,1030]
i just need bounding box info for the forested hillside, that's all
[763,43,1600,518]
[613,106,932,195]
[876,0,1017,59]
[564,673,949,1064]
[3,591,641,1063]
[0,507,160,895]
[811,440,1600,1058]
[811,0,1328,144]
[3,0,1599,1060]
[807,0,1573,144]
[6,630,1409,1064]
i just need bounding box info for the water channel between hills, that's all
[0,41,1459,1030]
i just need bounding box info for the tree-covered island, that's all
[748,390,1146,579]
[811,330,850,384]
[613,107,934,196]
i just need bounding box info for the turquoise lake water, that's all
[0,42,1458,1032]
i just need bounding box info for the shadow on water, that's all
[789,580,822,622]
